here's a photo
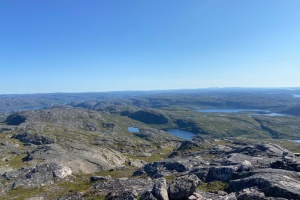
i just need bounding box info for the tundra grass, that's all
[197,181,228,193]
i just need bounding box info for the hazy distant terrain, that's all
[1,88,300,112]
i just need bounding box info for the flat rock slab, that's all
[229,173,300,199]
[93,177,154,195]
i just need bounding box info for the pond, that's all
[196,108,285,116]
[128,127,140,133]
[165,129,196,140]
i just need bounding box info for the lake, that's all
[165,129,196,140]
[128,126,195,140]
[196,108,285,116]
[128,127,140,133]
[295,140,300,143]
[197,108,268,113]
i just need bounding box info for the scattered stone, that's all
[90,175,112,182]
[103,122,116,129]
[56,193,84,200]
[220,193,237,200]
[140,152,152,157]
[53,165,72,179]
[188,192,202,200]
[129,160,147,168]
[216,191,228,196]
[236,188,265,200]
[13,132,56,145]
[26,197,45,200]
[140,191,157,200]
[105,191,137,200]
[237,160,252,172]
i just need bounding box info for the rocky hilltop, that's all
[131,138,300,199]
[1,105,300,199]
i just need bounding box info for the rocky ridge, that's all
[56,138,300,200]
[1,106,300,199]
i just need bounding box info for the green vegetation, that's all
[4,166,137,200]
[7,154,28,169]
[197,181,228,193]
[0,118,6,124]
[7,186,48,200]
[164,175,177,181]
[126,146,175,162]
[93,167,137,179]
[266,139,300,153]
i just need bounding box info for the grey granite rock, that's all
[168,174,201,200]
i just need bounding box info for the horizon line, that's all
[1,87,300,96]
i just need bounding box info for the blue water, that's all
[196,109,285,116]
[260,113,286,117]
[197,108,268,113]
[295,140,300,143]
[293,94,300,98]
[166,129,196,140]
[128,127,140,133]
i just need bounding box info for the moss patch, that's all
[197,181,228,193]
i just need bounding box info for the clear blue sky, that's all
[1,0,300,94]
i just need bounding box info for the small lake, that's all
[196,109,285,116]
[128,127,140,133]
[294,140,300,143]
[166,129,196,140]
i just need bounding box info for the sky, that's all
[0,0,300,94]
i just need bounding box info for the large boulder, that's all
[228,173,300,199]
[94,178,154,195]
[206,166,238,182]
[90,175,112,182]
[151,178,168,200]
[129,159,147,168]
[167,174,201,200]
[140,191,158,200]
[13,132,56,145]
[53,165,72,179]
[133,159,190,178]
[237,160,252,172]
[140,178,168,200]
[3,163,71,189]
